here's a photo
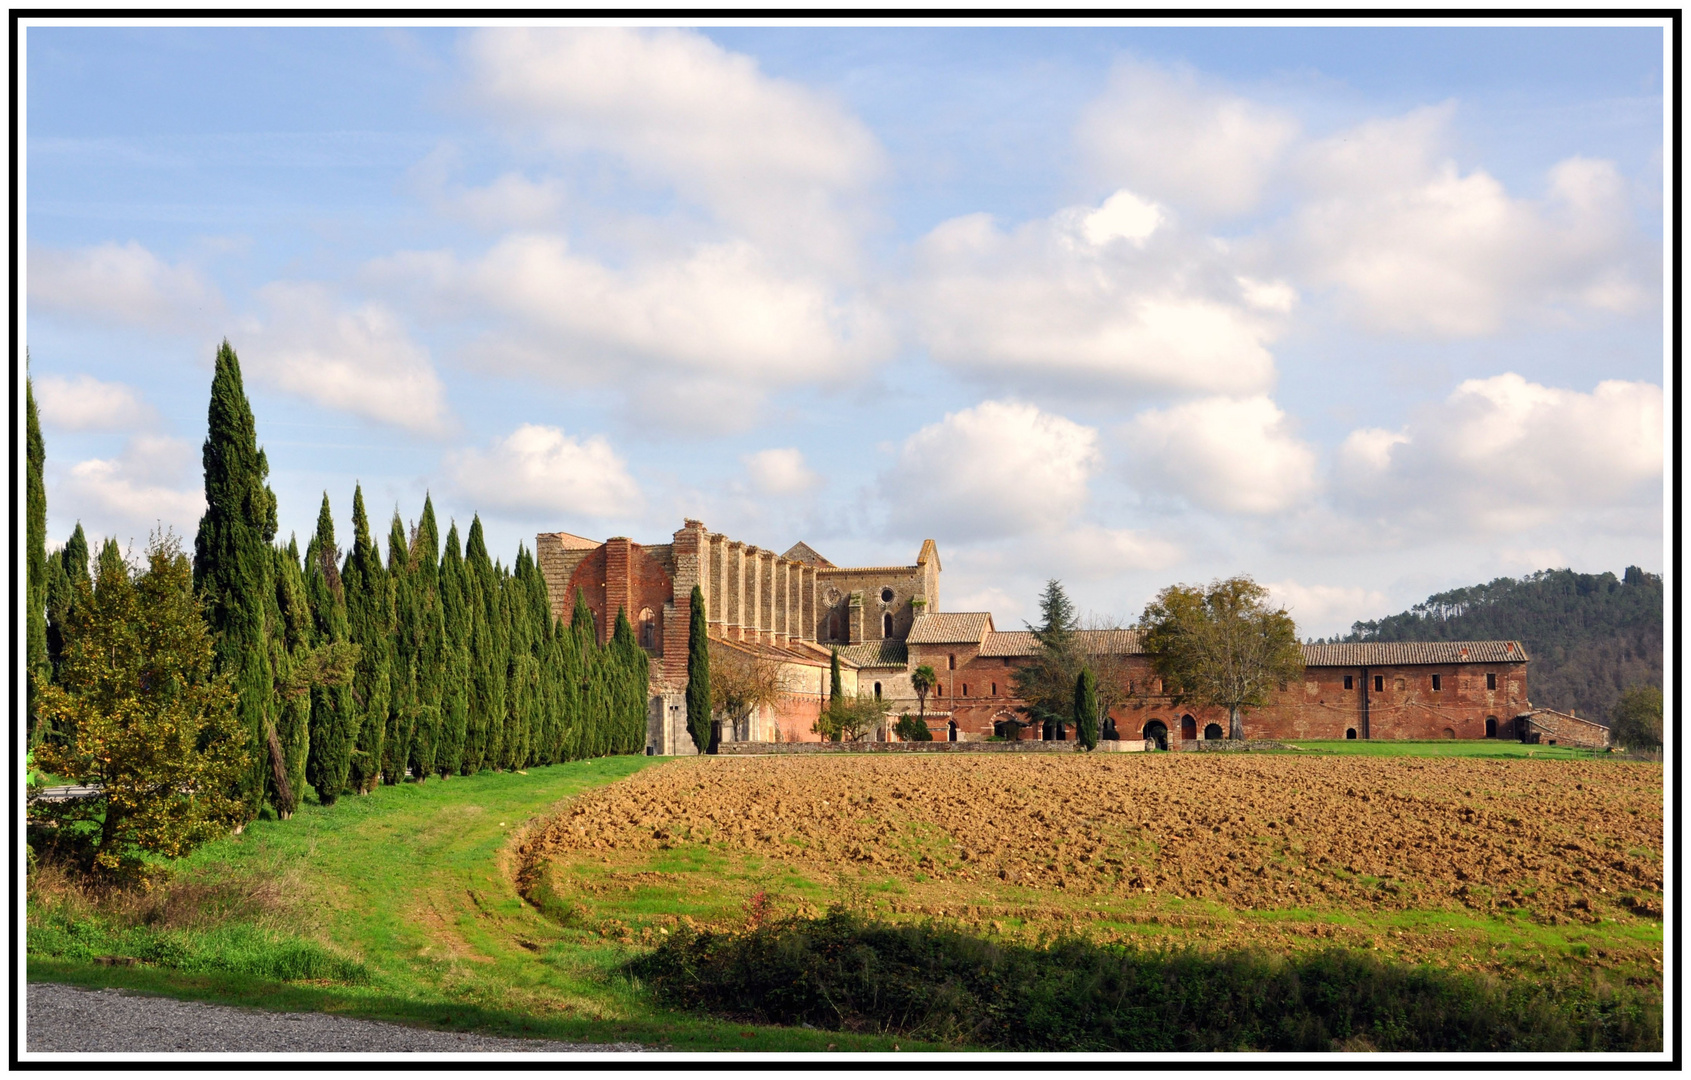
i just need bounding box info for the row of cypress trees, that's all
[30,342,650,822]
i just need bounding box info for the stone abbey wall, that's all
[543,519,1542,751]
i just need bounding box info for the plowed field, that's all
[518,754,1662,979]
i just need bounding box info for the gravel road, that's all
[27,983,646,1054]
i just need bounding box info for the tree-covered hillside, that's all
[1340,568,1662,723]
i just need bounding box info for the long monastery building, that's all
[538,520,1540,753]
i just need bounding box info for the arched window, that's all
[883,612,893,637]
[828,611,840,641]
[638,608,657,650]
[1485,716,1498,738]
[948,654,956,670]
[873,682,882,699]
[962,684,968,697]
[1203,723,1224,740]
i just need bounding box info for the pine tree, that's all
[436,523,471,777]
[269,538,312,816]
[344,488,392,793]
[1073,667,1100,752]
[193,340,278,820]
[686,585,711,754]
[27,374,49,742]
[303,494,357,805]
[383,511,415,784]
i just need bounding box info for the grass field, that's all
[28,744,1663,1052]
[27,758,920,1052]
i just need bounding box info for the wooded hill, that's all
[1337,568,1663,724]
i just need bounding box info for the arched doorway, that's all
[948,721,958,743]
[1054,721,1067,740]
[1485,716,1497,738]
[1180,715,1197,742]
[1443,727,1456,739]
[1204,723,1224,740]
[1143,720,1168,751]
[1042,719,1054,741]
[1102,717,1118,740]
[1346,728,1357,739]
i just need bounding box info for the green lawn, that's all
[1268,739,1610,760]
[27,757,924,1052]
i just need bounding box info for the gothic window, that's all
[948,654,956,670]
[883,612,893,637]
[873,682,882,699]
[638,608,657,650]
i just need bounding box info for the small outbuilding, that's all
[1512,707,1610,749]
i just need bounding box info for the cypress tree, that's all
[611,606,650,753]
[193,340,278,820]
[269,538,313,817]
[1073,667,1100,752]
[571,588,600,758]
[830,648,843,702]
[344,488,392,793]
[686,585,711,753]
[463,518,505,772]
[502,556,533,770]
[383,511,415,783]
[303,494,356,805]
[408,498,444,782]
[27,375,48,740]
[46,523,89,678]
[436,523,471,777]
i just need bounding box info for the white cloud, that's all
[1335,373,1663,532]
[1048,524,1184,577]
[881,400,1101,540]
[743,448,821,497]
[33,375,156,432]
[370,235,890,429]
[237,282,451,436]
[448,423,641,520]
[452,172,568,230]
[1123,395,1319,515]
[1264,579,1391,638]
[1287,106,1650,335]
[1077,60,1300,218]
[909,195,1283,398]
[29,241,222,332]
[53,434,205,546]
[463,27,883,267]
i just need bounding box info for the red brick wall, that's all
[564,539,676,652]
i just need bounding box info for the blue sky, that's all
[24,22,1667,637]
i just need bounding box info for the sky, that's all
[22,21,1669,638]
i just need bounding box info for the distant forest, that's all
[1336,568,1663,724]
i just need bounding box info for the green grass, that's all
[27,757,922,1052]
[1268,740,1608,760]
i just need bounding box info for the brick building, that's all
[538,520,1535,752]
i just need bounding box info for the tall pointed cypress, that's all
[463,517,504,772]
[383,511,415,783]
[686,585,710,754]
[193,340,278,820]
[437,523,471,777]
[26,374,48,741]
[269,538,312,816]
[303,494,356,805]
[504,548,539,770]
[408,497,443,782]
[571,588,600,758]
[611,606,649,753]
[344,488,392,793]
[46,523,89,678]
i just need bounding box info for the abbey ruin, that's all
[538,520,1543,753]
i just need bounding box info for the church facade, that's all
[537,520,1536,752]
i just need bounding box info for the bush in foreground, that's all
[629,909,1659,1052]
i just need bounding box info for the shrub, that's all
[894,715,933,741]
[629,909,1661,1052]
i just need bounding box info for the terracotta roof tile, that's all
[907,612,994,644]
[1301,641,1529,666]
[837,639,909,668]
